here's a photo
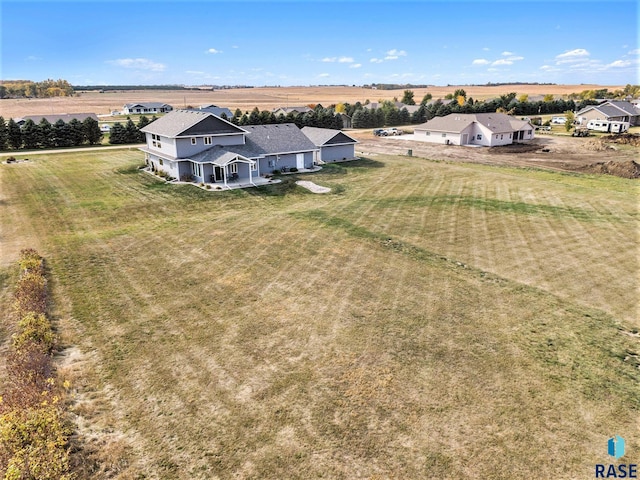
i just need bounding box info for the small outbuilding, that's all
[301,126,358,163]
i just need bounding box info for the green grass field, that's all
[0,149,638,479]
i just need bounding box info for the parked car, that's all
[373,129,384,136]
[551,116,566,124]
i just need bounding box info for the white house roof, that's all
[301,126,358,146]
[415,113,518,134]
[140,110,246,137]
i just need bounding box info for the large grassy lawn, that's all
[0,150,638,479]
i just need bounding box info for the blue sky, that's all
[1,0,638,86]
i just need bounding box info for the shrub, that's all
[18,249,44,275]
[290,167,298,172]
[0,403,73,480]
[14,272,47,317]
[3,344,54,409]
[12,312,56,354]
[272,169,281,175]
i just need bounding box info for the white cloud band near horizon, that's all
[107,58,166,72]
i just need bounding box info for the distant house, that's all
[193,104,233,118]
[14,112,98,127]
[122,102,173,115]
[364,101,421,114]
[272,106,312,116]
[302,127,358,163]
[140,110,319,187]
[576,101,639,132]
[413,113,534,146]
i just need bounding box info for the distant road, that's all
[0,144,144,157]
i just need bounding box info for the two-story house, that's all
[140,110,318,187]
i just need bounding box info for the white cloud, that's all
[370,58,383,63]
[206,48,222,54]
[502,51,514,56]
[338,56,354,63]
[107,58,166,71]
[349,63,362,69]
[492,59,513,66]
[483,47,490,51]
[322,57,337,62]
[386,49,407,57]
[629,49,639,55]
[385,55,399,60]
[555,48,590,64]
[186,70,205,75]
[26,55,42,61]
[472,58,490,65]
[508,56,524,61]
[232,45,239,49]
[318,73,330,77]
[606,60,631,68]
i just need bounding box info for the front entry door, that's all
[296,153,304,170]
[214,166,224,182]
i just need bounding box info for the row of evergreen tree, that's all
[224,106,344,130]
[0,115,158,150]
[0,116,103,150]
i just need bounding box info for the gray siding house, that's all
[140,110,318,187]
[302,127,358,163]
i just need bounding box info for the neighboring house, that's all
[413,113,534,146]
[193,104,234,118]
[122,102,173,115]
[301,127,358,163]
[14,112,98,127]
[140,110,318,187]
[576,101,639,131]
[272,106,312,116]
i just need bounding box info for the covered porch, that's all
[197,153,259,188]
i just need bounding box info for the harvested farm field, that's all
[0,84,626,118]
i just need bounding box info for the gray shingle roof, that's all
[124,102,171,109]
[193,105,234,117]
[301,126,358,146]
[605,101,639,116]
[415,113,517,133]
[272,106,311,114]
[140,110,245,137]
[189,123,317,163]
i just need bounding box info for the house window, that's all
[527,130,532,135]
[425,131,431,136]
[251,162,257,171]
[441,133,447,138]
[204,137,212,145]
[500,134,503,139]
[229,163,238,174]
[191,138,197,145]
[477,134,482,140]
[192,162,202,177]
[152,134,162,148]
[159,158,163,166]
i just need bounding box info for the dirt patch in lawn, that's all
[576,159,640,179]
[350,130,640,177]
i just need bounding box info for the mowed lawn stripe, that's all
[1,151,638,479]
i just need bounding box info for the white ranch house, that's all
[140,110,321,188]
[413,113,535,146]
[122,102,174,115]
[301,127,358,163]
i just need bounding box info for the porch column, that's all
[249,161,255,186]
[223,166,228,187]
